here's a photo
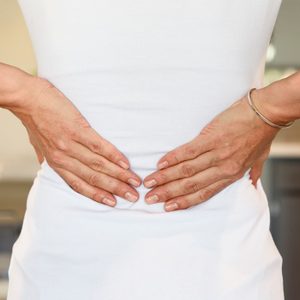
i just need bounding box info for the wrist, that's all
[3,74,51,115]
[0,63,50,114]
[251,83,296,126]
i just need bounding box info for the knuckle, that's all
[183,180,201,193]
[178,198,190,209]
[110,147,120,158]
[118,170,129,181]
[89,141,103,154]
[211,150,225,164]
[74,115,91,129]
[49,150,64,166]
[222,160,242,177]
[90,158,105,171]
[162,187,172,200]
[106,178,119,193]
[91,191,100,201]
[207,186,216,197]
[210,155,219,165]
[69,180,81,193]
[91,192,104,203]
[157,172,169,183]
[184,145,197,156]
[55,138,69,151]
[220,147,233,159]
[87,173,100,186]
[199,188,213,201]
[169,152,180,164]
[180,163,196,177]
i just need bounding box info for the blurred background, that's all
[0,0,300,299]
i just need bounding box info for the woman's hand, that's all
[143,93,280,212]
[10,76,142,207]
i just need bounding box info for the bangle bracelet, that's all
[247,88,294,129]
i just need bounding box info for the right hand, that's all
[10,76,142,207]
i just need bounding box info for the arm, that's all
[0,62,45,110]
[0,62,142,206]
[253,71,300,125]
[143,71,300,212]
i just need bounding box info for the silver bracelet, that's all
[247,88,294,129]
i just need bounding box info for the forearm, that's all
[252,71,300,125]
[0,62,47,112]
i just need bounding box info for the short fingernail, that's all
[125,192,138,202]
[165,202,178,211]
[118,160,130,169]
[102,197,116,206]
[145,194,159,204]
[158,161,168,169]
[128,178,141,187]
[144,179,157,188]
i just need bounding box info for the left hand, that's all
[143,93,280,212]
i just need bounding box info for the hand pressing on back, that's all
[5,71,141,207]
[143,93,280,212]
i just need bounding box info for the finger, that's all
[64,141,142,187]
[72,126,131,170]
[54,167,117,207]
[156,135,215,170]
[249,160,264,188]
[163,178,233,211]
[49,153,139,202]
[144,149,224,188]
[249,146,270,187]
[145,166,222,204]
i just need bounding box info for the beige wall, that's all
[0,0,36,73]
[0,0,38,180]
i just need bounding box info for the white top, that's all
[17,0,282,214]
[8,2,284,300]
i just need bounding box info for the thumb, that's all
[249,147,271,188]
[249,159,264,188]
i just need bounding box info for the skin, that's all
[1,63,300,211]
[0,62,142,207]
[143,72,300,212]
[143,95,279,211]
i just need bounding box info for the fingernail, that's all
[118,160,130,169]
[165,202,178,211]
[102,197,116,206]
[125,192,138,202]
[158,161,168,169]
[128,178,140,187]
[145,194,159,204]
[144,179,157,188]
